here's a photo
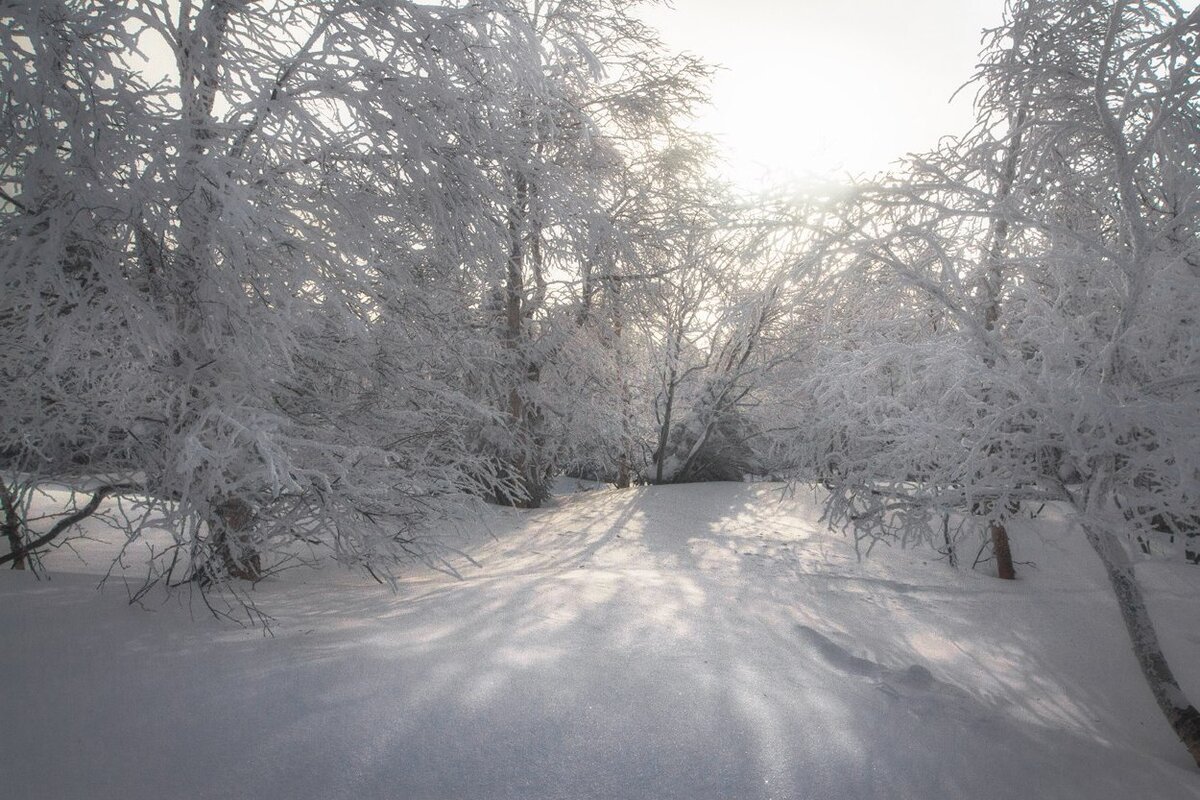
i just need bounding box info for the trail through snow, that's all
[2,482,1198,799]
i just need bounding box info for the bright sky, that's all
[640,0,1005,191]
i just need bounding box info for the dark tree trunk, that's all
[975,104,1026,583]
[609,273,633,490]
[210,497,261,582]
[943,513,957,568]
[495,170,551,509]
[0,483,137,569]
[1,483,25,570]
[654,370,676,484]
[991,521,1015,580]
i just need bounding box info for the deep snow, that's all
[2,482,1199,799]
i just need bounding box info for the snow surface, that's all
[3,482,1199,799]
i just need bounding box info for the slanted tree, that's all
[793,0,1200,765]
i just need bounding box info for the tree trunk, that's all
[990,521,1015,580]
[654,374,676,484]
[615,455,632,489]
[615,357,634,489]
[614,373,634,489]
[609,273,633,489]
[209,497,261,582]
[1081,522,1200,767]
[1,483,25,570]
[495,170,553,509]
[974,104,1026,583]
[0,483,137,569]
[943,513,957,568]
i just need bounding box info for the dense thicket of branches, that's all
[0,0,752,586]
[2,0,803,584]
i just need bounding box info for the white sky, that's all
[640,0,1006,191]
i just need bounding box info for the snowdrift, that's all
[2,482,1198,799]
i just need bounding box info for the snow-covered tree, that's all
[791,0,1200,765]
[0,1,543,593]
[440,0,712,505]
[1,0,718,597]
[0,0,164,571]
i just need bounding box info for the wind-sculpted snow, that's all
[2,483,1198,799]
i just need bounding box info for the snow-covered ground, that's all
[2,482,1199,799]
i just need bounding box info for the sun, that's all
[640,0,1002,192]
